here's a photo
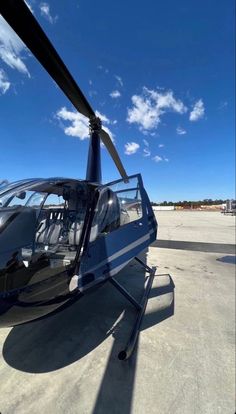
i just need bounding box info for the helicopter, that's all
[0,0,157,359]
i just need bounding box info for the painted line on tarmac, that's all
[151,239,236,254]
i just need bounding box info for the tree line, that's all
[151,199,228,207]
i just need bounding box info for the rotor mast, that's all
[86,116,102,183]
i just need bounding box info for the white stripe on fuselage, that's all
[78,259,132,292]
[69,232,151,291]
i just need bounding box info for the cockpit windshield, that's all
[0,179,86,210]
[0,189,46,209]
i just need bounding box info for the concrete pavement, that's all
[0,211,235,414]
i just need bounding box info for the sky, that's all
[0,0,235,202]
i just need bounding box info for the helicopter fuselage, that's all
[0,175,157,327]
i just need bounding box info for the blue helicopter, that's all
[0,0,157,359]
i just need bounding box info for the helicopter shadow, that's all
[2,249,174,413]
[92,261,175,414]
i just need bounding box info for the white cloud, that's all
[189,99,205,121]
[124,142,140,155]
[88,89,97,97]
[127,87,187,132]
[152,155,162,163]
[95,110,110,124]
[158,144,164,148]
[218,101,228,110]
[0,69,10,94]
[115,75,123,87]
[40,2,58,24]
[0,16,30,77]
[110,90,121,99]
[56,107,114,142]
[143,139,150,156]
[97,65,109,74]
[164,157,169,162]
[56,107,89,140]
[176,126,187,135]
[143,148,151,157]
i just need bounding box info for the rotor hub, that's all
[89,116,102,134]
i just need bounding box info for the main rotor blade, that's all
[100,129,128,181]
[1,1,129,180]
[0,0,95,118]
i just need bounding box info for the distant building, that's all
[222,199,236,215]
[152,205,175,211]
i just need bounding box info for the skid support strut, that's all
[109,257,156,361]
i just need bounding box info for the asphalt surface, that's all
[0,211,235,414]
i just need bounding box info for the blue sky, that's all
[0,0,235,201]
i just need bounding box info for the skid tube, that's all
[109,257,156,361]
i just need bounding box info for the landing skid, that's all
[109,257,156,361]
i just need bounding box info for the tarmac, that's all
[0,211,235,414]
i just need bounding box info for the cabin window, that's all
[90,177,143,241]
[90,188,120,241]
[25,192,46,208]
[116,189,142,225]
[107,177,143,226]
[42,193,65,209]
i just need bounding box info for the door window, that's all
[90,176,143,241]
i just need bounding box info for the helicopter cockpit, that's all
[0,178,94,275]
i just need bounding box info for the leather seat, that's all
[36,210,63,246]
[68,212,84,245]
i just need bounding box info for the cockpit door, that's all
[74,174,153,291]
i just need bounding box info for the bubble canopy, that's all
[0,178,97,326]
